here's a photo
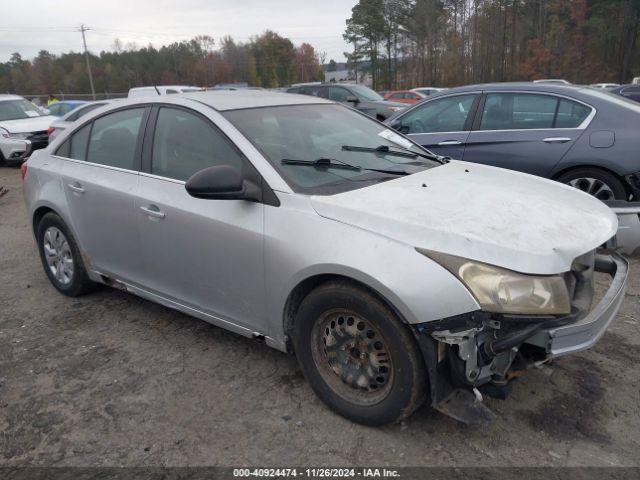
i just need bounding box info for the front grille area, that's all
[27,131,49,152]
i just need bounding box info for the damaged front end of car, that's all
[411,249,629,425]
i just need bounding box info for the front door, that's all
[392,93,479,159]
[135,106,265,331]
[463,92,591,176]
[60,107,147,281]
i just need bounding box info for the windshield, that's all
[0,99,44,121]
[348,85,383,102]
[223,104,439,195]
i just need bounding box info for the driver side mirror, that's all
[185,165,261,202]
[346,95,359,104]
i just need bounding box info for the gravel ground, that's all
[1,166,639,467]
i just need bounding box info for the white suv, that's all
[0,95,55,166]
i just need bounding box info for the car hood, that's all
[0,116,55,133]
[310,161,618,275]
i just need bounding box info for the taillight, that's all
[21,161,27,181]
[47,127,55,136]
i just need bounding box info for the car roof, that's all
[181,89,332,111]
[427,82,598,96]
[0,94,24,102]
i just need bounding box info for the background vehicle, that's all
[383,90,425,104]
[23,90,626,426]
[533,79,571,85]
[590,83,620,89]
[127,85,203,98]
[47,100,87,117]
[48,100,116,141]
[0,94,54,166]
[411,87,446,96]
[608,84,640,103]
[386,82,640,201]
[286,83,406,120]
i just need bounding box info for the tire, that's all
[291,280,427,426]
[0,150,6,167]
[36,212,95,297]
[557,168,627,201]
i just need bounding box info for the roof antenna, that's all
[154,85,161,96]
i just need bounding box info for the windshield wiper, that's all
[342,144,417,158]
[342,144,448,164]
[281,158,410,176]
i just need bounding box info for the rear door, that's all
[391,93,480,158]
[59,106,149,282]
[463,92,593,176]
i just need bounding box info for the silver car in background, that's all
[48,100,116,141]
[22,90,628,425]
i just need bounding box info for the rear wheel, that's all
[0,151,6,167]
[36,213,95,296]
[557,168,627,201]
[292,281,427,425]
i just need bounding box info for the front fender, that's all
[264,194,480,348]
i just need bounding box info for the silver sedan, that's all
[22,90,627,425]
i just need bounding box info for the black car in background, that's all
[386,83,640,200]
[286,83,406,120]
[608,84,640,103]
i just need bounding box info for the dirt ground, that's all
[1,166,639,468]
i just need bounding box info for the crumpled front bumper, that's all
[525,252,629,357]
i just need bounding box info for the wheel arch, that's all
[551,164,630,197]
[32,205,58,235]
[283,273,412,346]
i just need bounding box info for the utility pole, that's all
[79,24,96,100]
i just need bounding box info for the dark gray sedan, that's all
[386,83,640,200]
[287,83,406,120]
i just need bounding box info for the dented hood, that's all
[310,161,618,275]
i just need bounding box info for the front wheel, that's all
[292,281,427,425]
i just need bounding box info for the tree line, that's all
[0,31,325,95]
[344,0,640,90]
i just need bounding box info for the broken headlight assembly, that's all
[417,249,571,315]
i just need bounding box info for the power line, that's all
[79,24,96,101]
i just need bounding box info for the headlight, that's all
[0,128,29,140]
[418,249,571,315]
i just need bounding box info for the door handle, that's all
[140,205,166,219]
[543,137,572,143]
[437,140,463,146]
[67,183,85,195]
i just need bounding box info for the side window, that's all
[480,93,557,130]
[399,94,477,134]
[86,108,145,170]
[555,99,591,128]
[317,87,331,99]
[390,93,403,100]
[48,104,60,116]
[55,123,90,159]
[151,107,245,181]
[328,87,351,102]
[70,124,91,160]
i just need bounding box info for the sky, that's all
[0,0,357,63]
